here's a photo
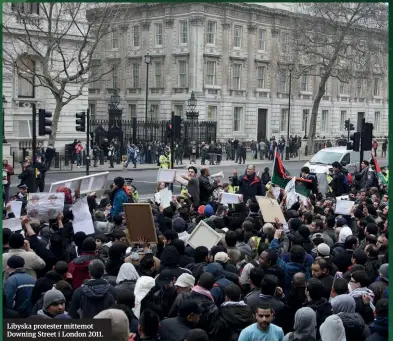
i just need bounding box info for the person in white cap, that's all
[175,273,195,294]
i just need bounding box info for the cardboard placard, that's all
[187,220,222,250]
[49,172,110,194]
[10,200,23,218]
[220,192,242,204]
[335,198,355,215]
[256,196,287,224]
[157,169,176,183]
[159,188,173,209]
[175,170,189,185]
[123,203,158,243]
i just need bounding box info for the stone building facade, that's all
[2,3,88,156]
[88,3,388,141]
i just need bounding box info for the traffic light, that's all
[344,119,350,131]
[350,123,355,131]
[38,109,52,136]
[76,112,86,132]
[362,123,373,151]
[352,132,360,151]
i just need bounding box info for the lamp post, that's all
[303,111,309,140]
[3,95,7,143]
[149,106,154,141]
[144,52,151,142]
[285,64,293,160]
[186,91,199,145]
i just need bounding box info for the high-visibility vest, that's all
[327,174,333,193]
[228,185,239,194]
[159,155,169,169]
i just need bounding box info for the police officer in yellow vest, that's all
[327,167,334,194]
[159,148,171,169]
[227,176,239,193]
[381,167,389,185]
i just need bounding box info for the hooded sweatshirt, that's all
[331,294,356,314]
[205,262,231,306]
[115,263,140,293]
[338,312,366,341]
[283,307,317,341]
[133,276,156,319]
[320,315,346,341]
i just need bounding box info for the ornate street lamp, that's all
[3,95,7,143]
[186,91,199,144]
[144,52,151,141]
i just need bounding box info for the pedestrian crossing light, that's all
[76,112,86,132]
[38,109,52,136]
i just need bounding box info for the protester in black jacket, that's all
[212,284,254,341]
[185,246,209,283]
[199,167,218,205]
[18,160,34,193]
[330,161,347,197]
[232,165,265,203]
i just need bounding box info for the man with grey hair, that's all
[69,259,117,319]
[232,165,265,202]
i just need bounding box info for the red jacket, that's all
[68,252,96,289]
[2,164,14,185]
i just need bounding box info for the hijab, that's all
[116,263,140,284]
[132,276,156,319]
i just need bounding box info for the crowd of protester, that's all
[1,157,389,341]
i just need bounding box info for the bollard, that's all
[100,150,105,165]
[54,152,60,168]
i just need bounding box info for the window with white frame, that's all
[280,32,289,53]
[174,104,184,118]
[373,78,380,96]
[155,23,163,46]
[151,104,159,119]
[339,81,348,94]
[356,79,363,97]
[374,111,381,131]
[207,105,217,121]
[279,70,287,93]
[301,72,308,91]
[89,103,96,121]
[281,108,288,132]
[132,64,139,88]
[258,29,266,51]
[206,61,216,85]
[17,56,35,98]
[155,62,162,87]
[178,60,187,87]
[232,64,242,90]
[133,26,140,47]
[112,64,120,89]
[179,21,188,44]
[302,109,309,131]
[90,62,100,88]
[206,21,217,45]
[257,66,266,89]
[111,30,119,49]
[128,104,137,119]
[340,110,347,130]
[233,107,243,131]
[234,25,242,48]
[321,110,328,132]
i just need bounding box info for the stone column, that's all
[189,16,205,93]
[247,24,257,98]
[221,22,231,96]
[163,18,174,94]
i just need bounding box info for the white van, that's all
[303,146,371,175]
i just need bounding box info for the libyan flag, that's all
[271,150,311,197]
[371,154,388,186]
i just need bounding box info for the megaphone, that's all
[211,171,224,178]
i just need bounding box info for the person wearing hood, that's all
[319,315,346,341]
[68,237,98,289]
[159,300,201,341]
[206,262,232,306]
[171,239,194,268]
[283,307,317,341]
[338,312,369,341]
[69,259,117,319]
[332,224,352,255]
[331,294,356,314]
[348,270,375,324]
[366,298,388,341]
[94,309,130,341]
[212,284,254,341]
[232,165,265,202]
[172,217,190,245]
[110,177,129,217]
[115,263,139,294]
[368,263,388,304]
[261,167,271,186]
[36,288,71,319]
[214,251,239,284]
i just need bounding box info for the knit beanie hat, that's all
[7,255,25,269]
[204,204,214,217]
[43,289,66,310]
[172,217,186,233]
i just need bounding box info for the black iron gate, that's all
[90,119,217,154]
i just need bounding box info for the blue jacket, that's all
[4,270,36,317]
[110,188,129,217]
[270,238,310,293]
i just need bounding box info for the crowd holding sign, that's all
[1,147,389,341]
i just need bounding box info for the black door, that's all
[257,109,268,141]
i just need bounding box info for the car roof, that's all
[318,147,352,153]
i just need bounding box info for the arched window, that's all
[17,55,35,98]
